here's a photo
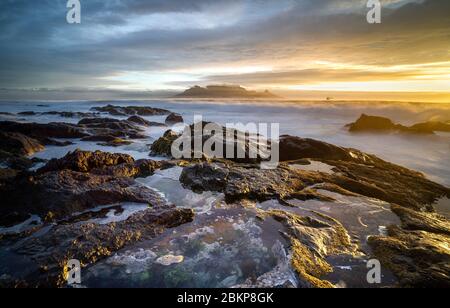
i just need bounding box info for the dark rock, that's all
[0,121,88,143]
[390,205,450,235]
[346,114,449,134]
[0,168,19,181]
[18,111,37,116]
[279,135,354,162]
[325,158,450,211]
[0,151,45,171]
[150,122,270,163]
[91,105,171,116]
[38,150,135,174]
[409,121,450,133]
[37,150,162,178]
[368,209,450,287]
[42,111,99,118]
[0,169,154,220]
[78,118,147,143]
[180,151,450,211]
[150,130,179,156]
[265,209,358,288]
[81,135,119,142]
[0,132,44,156]
[98,138,133,147]
[165,113,184,125]
[175,85,279,99]
[78,118,121,125]
[8,206,194,287]
[274,134,450,210]
[126,115,167,127]
[127,115,152,126]
[78,118,138,132]
[0,212,31,228]
[180,162,326,203]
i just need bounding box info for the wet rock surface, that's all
[151,122,270,163]
[17,111,99,118]
[2,207,194,287]
[165,113,184,125]
[127,115,166,127]
[1,112,449,288]
[180,162,327,204]
[0,132,44,156]
[368,207,450,287]
[0,149,194,287]
[180,156,449,212]
[0,150,170,220]
[151,130,180,157]
[264,210,359,288]
[0,121,88,144]
[91,105,171,117]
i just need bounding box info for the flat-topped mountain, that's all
[175,85,279,99]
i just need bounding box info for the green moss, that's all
[290,238,334,288]
[163,266,192,288]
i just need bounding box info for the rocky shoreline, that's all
[347,114,450,134]
[0,108,449,288]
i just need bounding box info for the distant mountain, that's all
[175,85,279,99]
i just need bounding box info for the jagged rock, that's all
[38,150,135,173]
[275,134,450,210]
[37,150,164,178]
[180,154,450,211]
[0,169,163,220]
[78,118,121,125]
[0,168,19,181]
[150,130,180,156]
[0,151,46,171]
[180,162,327,203]
[7,206,194,287]
[165,113,184,125]
[346,114,450,134]
[0,150,170,221]
[150,122,270,163]
[390,205,450,235]
[367,204,450,287]
[265,210,358,288]
[91,105,171,116]
[126,115,166,127]
[279,135,355,162]
[0,121,88,144]
[77,118,148,144]
[324,158,449,211]
[78,117,141,132]
[0,132,44,156]
[42,111,99,118]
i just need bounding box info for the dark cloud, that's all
[0,0,448,91]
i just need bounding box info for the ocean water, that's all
[1,99,449,287]
[1,99,449,186]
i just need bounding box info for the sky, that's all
[0,0,449,101]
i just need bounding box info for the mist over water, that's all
[1,99,449,186]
